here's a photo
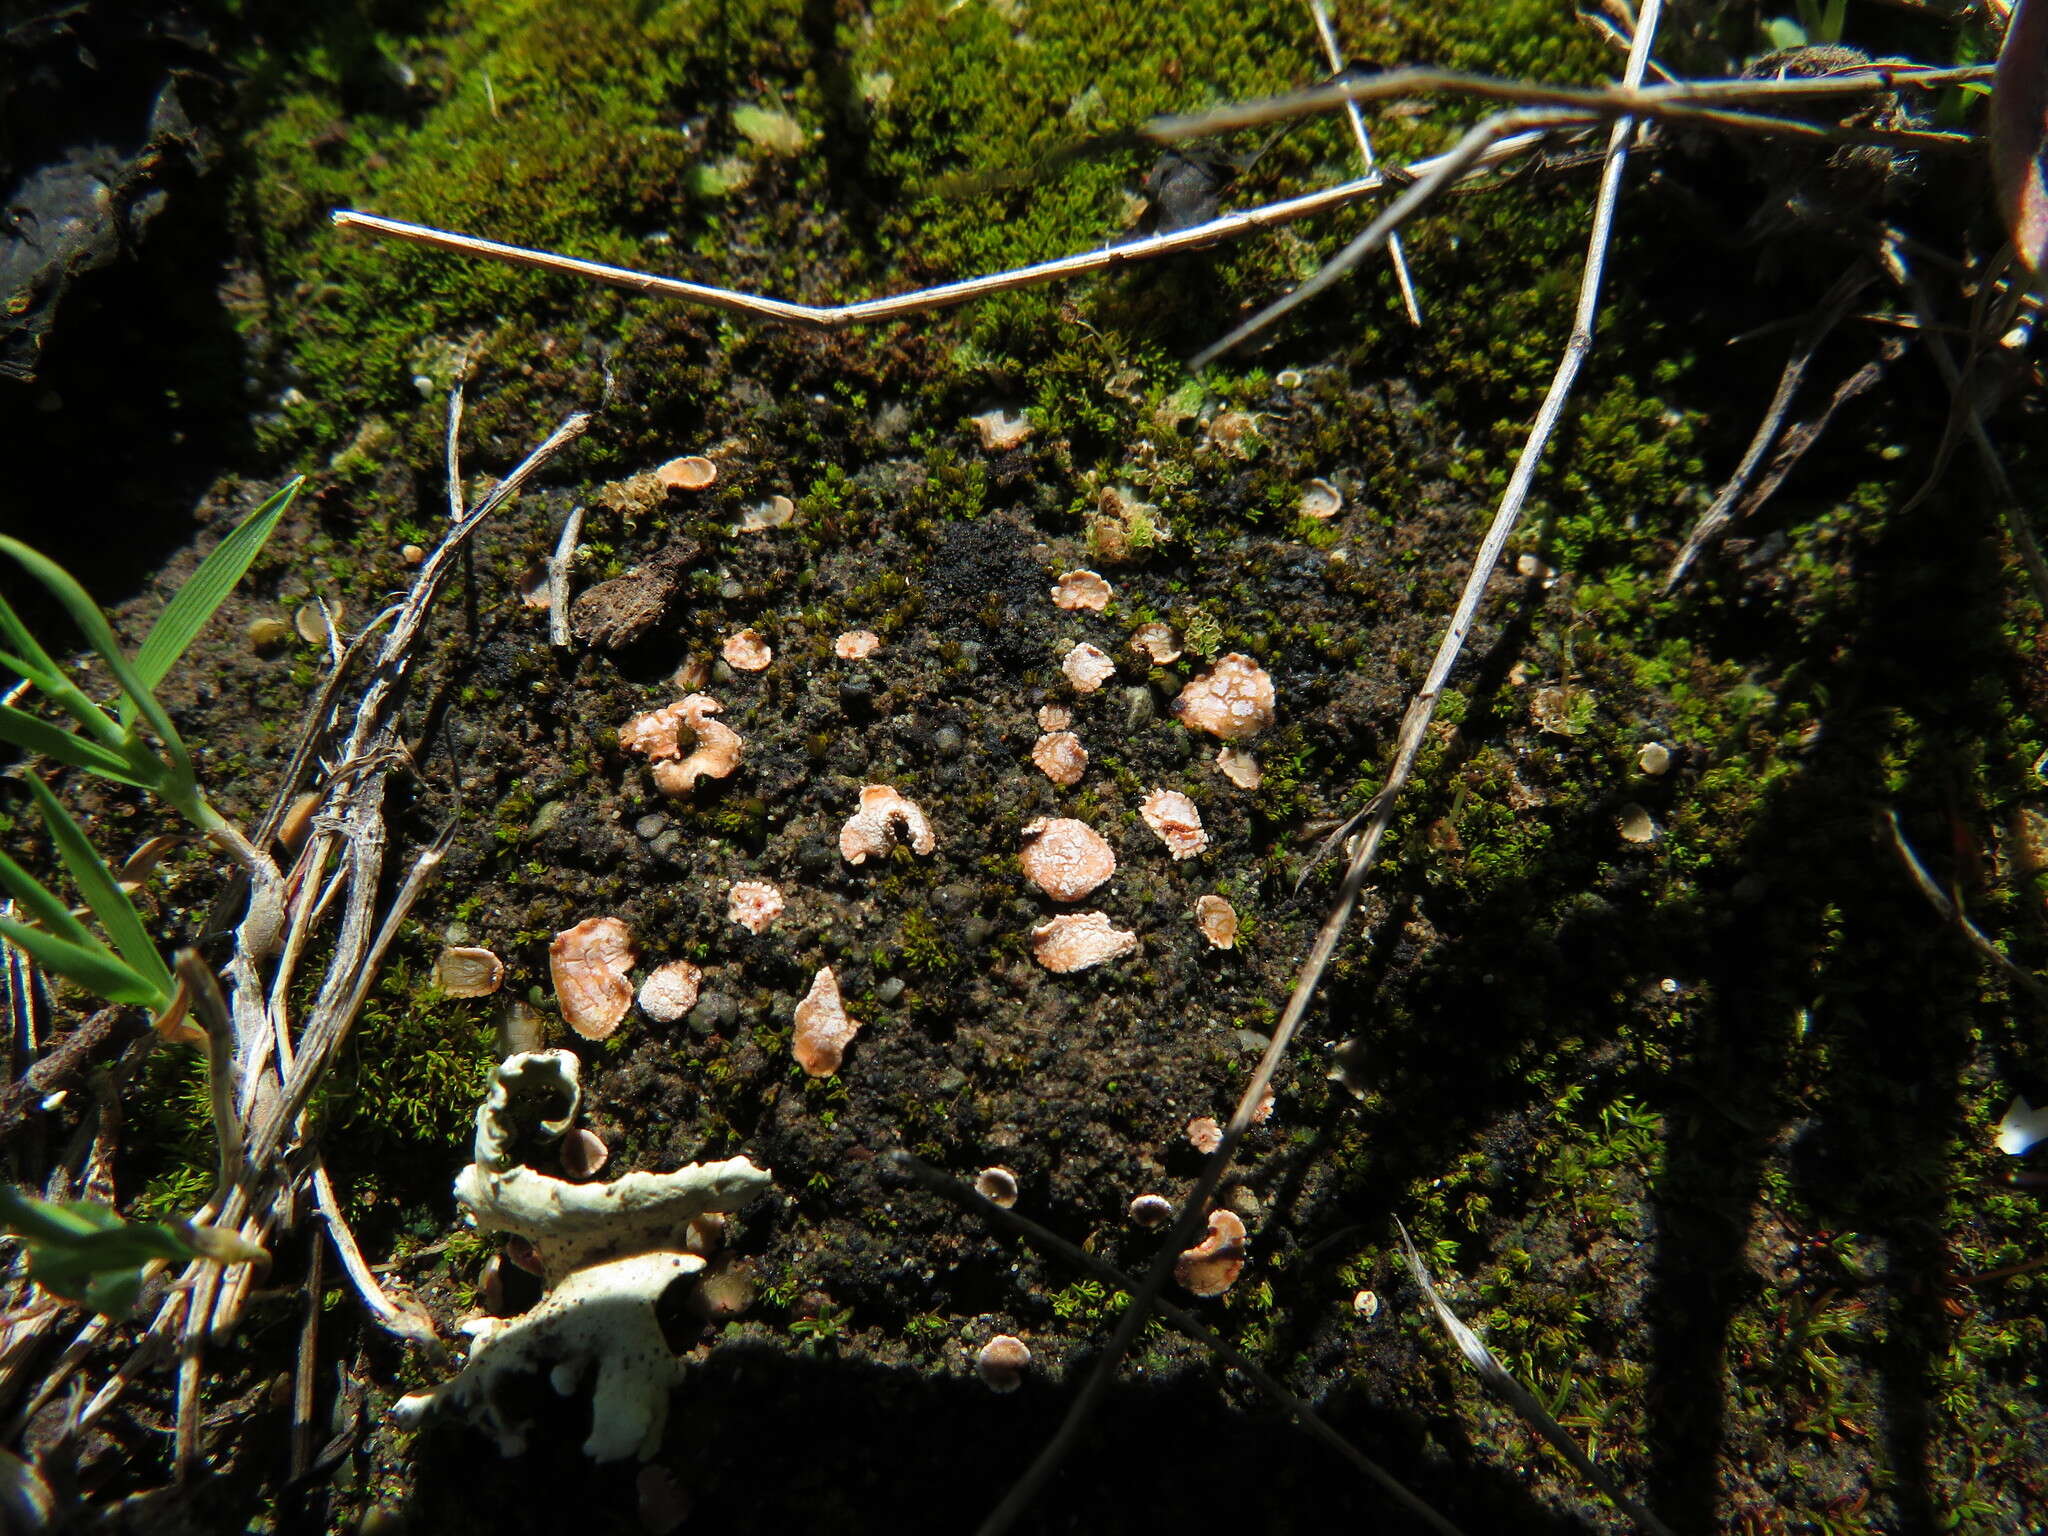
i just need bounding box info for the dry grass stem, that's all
[547,504,585,649]
[1394,1222,1676,1536]
[1884,808,2048,1011]
[1666,263,1877,588]
[331,127,1554,330]
[1306,0,1422,326]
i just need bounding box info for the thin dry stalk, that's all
[547,504,585,650]
[311,1158,442,1352]
[975,10,1666,1536]
[1893,262,2048,615]
[1884,809,2048,1011]
[291,1235,323,1481]
[1306,0,1422,326]
[889,1151,1468,1536]
[1150,63,1987,151]
[445,382,466,524]
[1394,1222,1675,1536]
[1665,263,1876,588]
[1190,105,1589,366]
[329,127,1555,331]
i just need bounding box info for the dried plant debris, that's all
[570,541,700,651]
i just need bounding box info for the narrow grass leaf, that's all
[0,590,67,690]
[0,915,161,1006]
[0,846,103,952]
[0,706,146,784]
[0,1185,118,1244]
[135,478,302,692]
[0,639,123,748]
[0,538,187,767]
[20,774,174,1002]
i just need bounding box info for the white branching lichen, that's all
[394,1052,772,1462]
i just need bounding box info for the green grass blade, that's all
[135,478,301,693]
[0,641,124,750]
[0,707,147,784]
[0,1186,112,1244]
[19,774,175,1002]
[0,589,66,691]
[0,915,164,1007]
[0,537,187,769]
[0,846,102,953]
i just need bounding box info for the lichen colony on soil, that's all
[7,0,2046,1531]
